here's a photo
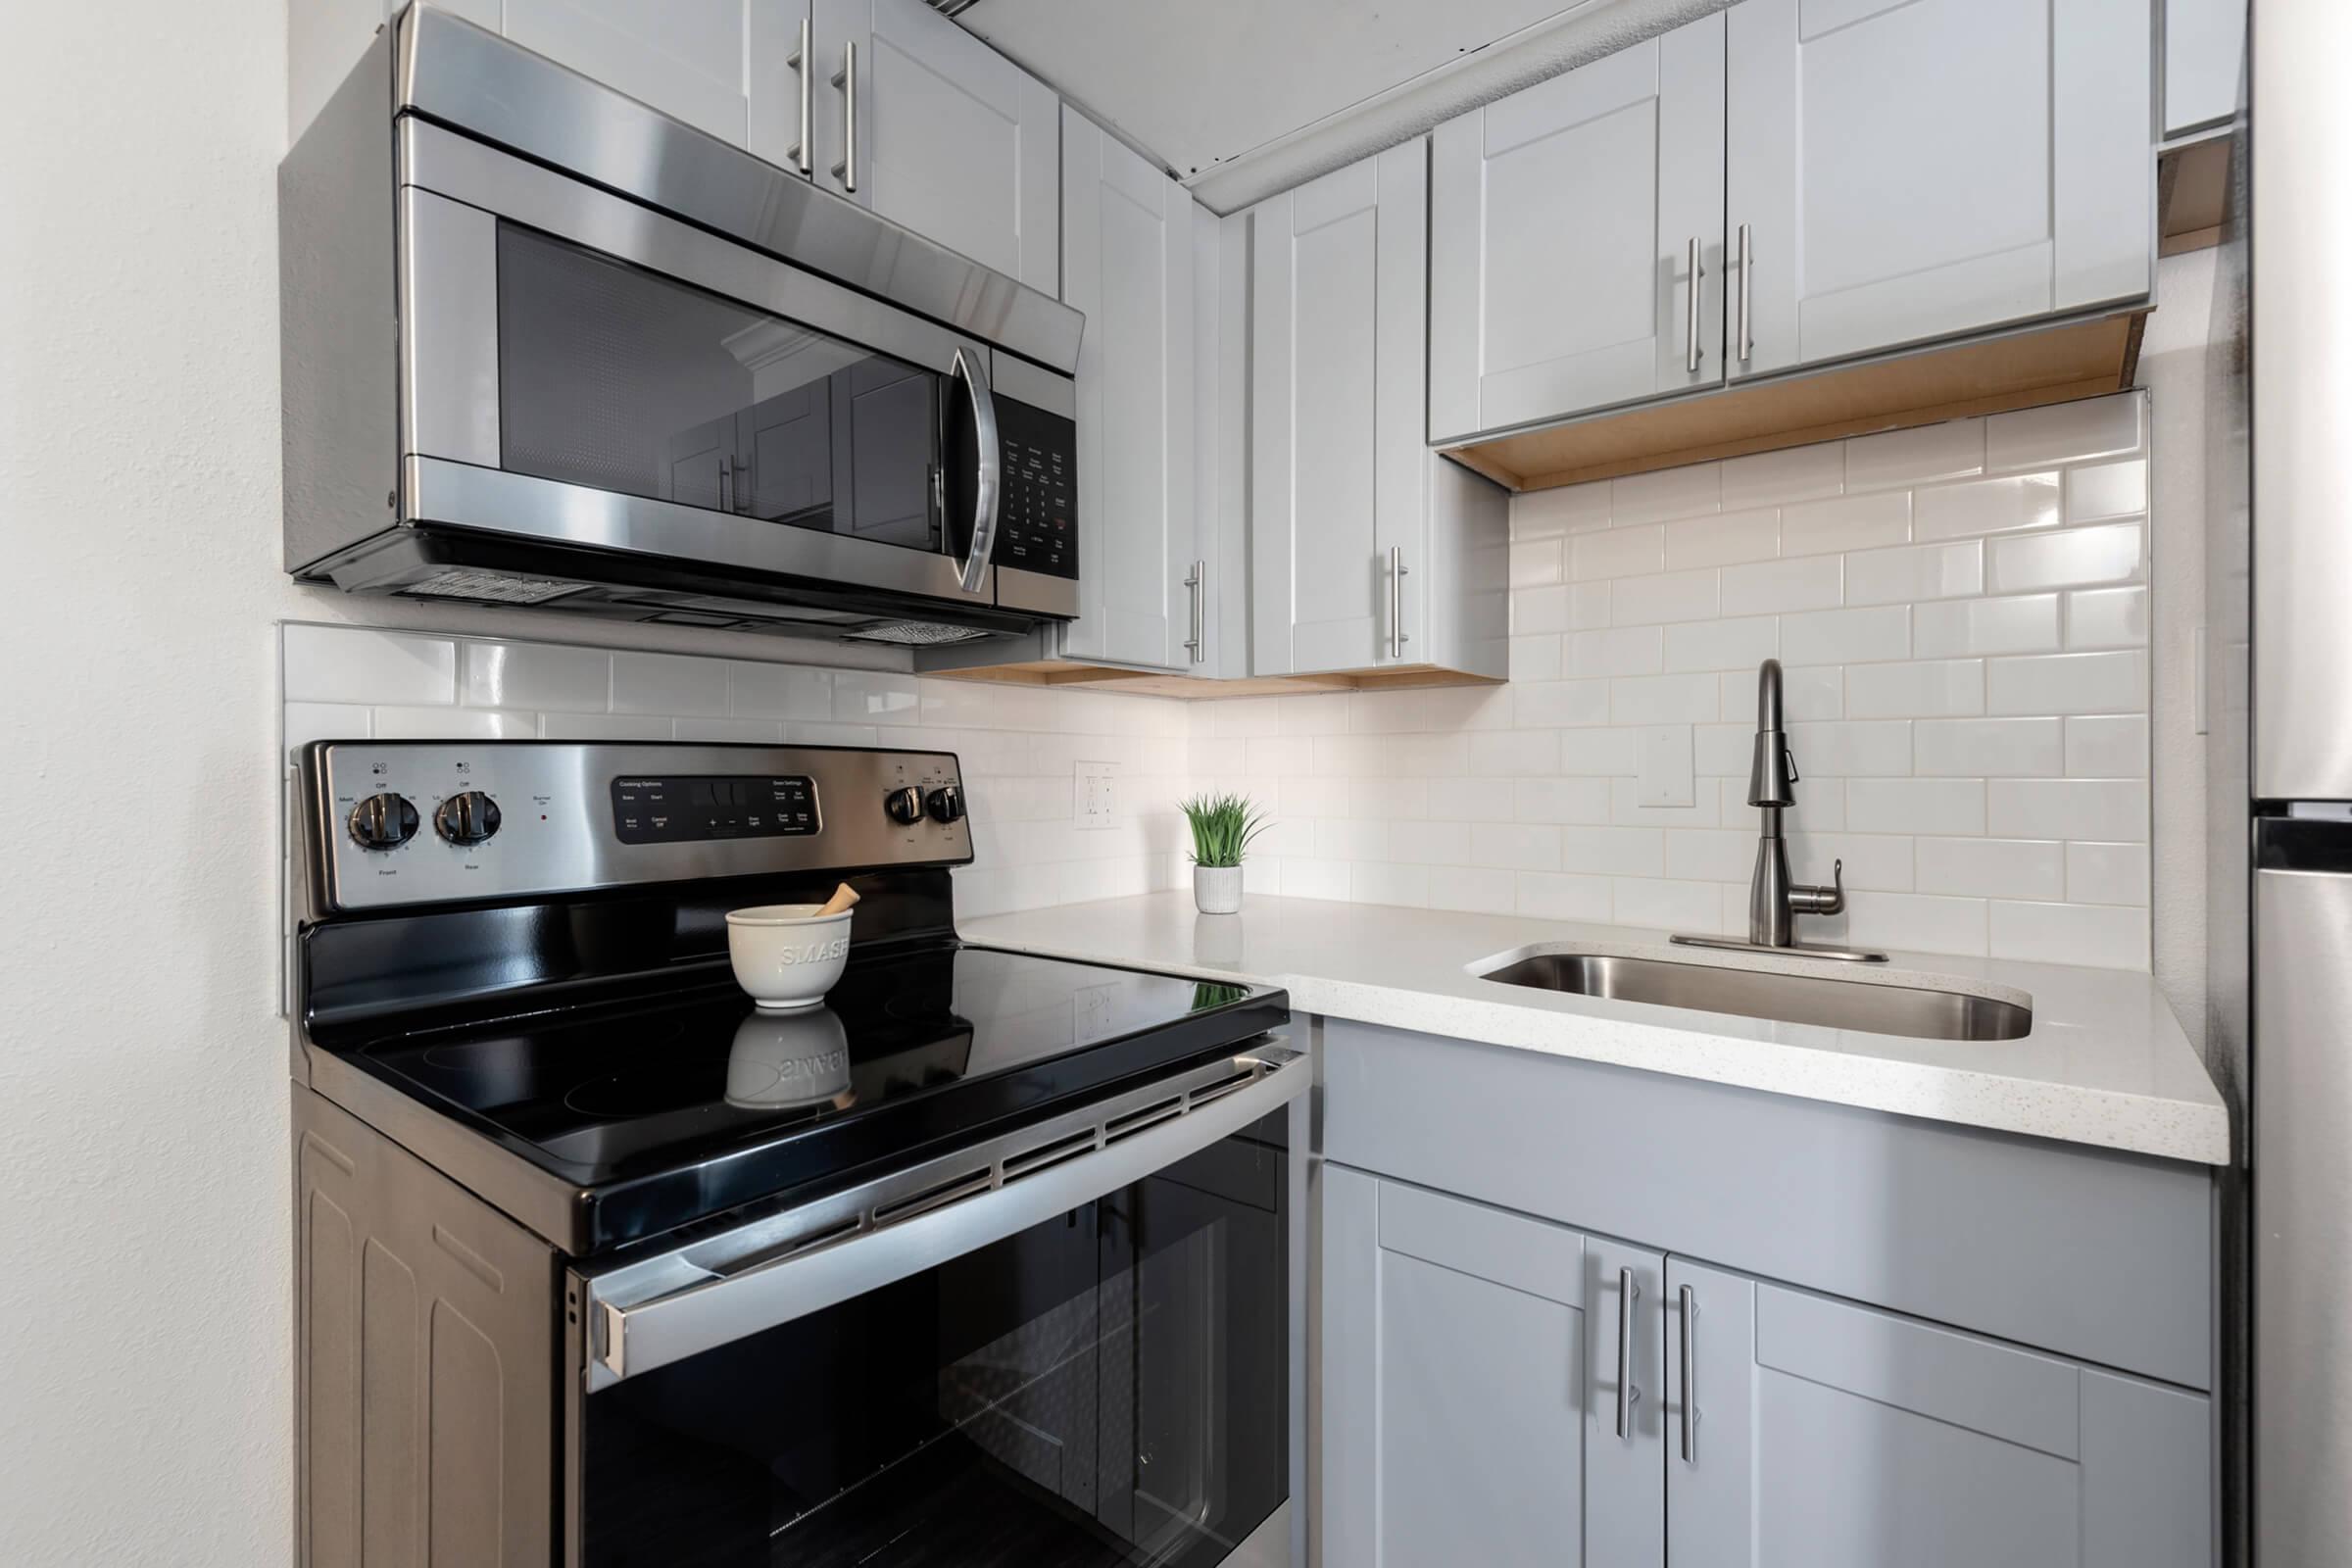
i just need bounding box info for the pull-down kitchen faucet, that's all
[1672,659,1886,962]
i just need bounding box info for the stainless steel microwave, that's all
[280,5,1081,646]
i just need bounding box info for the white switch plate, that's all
[1074,759,1122,830]
[1636,724,1694,808]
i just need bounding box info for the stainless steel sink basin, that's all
[1476,950,2032,1042]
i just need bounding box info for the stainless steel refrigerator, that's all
[2214,5,2352,1562]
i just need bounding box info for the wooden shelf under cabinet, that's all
[925,661,1504,699]
[1442,309,2147,494]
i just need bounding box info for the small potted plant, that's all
[1179,793,1266,914]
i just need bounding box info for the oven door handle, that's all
[951,345,1002,595]
[577,1039,1305,1390]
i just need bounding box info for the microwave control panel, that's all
[993,399,1077,580]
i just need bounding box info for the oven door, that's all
[393,120,1078,620]
[567,1044,1305,1568]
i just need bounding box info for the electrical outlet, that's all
[1074,760,1122,830]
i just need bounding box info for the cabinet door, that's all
[1060,108,1196,670]
[1666,1260,2211,1568]
[818,0,1059,293]
[1322,1167,1664,1567]
[1429,13,1726,442]
[501,0,771,148]
[1250,145,1426,677]
[1726,0,2152,380]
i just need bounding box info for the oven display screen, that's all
[611,775,818,844]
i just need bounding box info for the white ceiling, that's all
[956,0,1584,175]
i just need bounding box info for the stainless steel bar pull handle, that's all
[1736,223,1753,364]
[787,16,811,175]
[831,40,858,192]
[1388,546,1410,660]
[1679,1284,1696,1462]
[951,346,1001,595]
[1183,561,1204,662]
[1685,235,1704,373]
[1615,1266,1640,1440]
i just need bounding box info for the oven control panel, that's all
[302,742,968,913]
[992,398,1076,580]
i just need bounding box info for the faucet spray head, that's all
[1747,658,1798,808]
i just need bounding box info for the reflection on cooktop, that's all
[342,946,1267,1187]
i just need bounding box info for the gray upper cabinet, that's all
[1726,0,2153,381]
[2163,0,2243,137]
[1321,1167,1665,1567]
[826,0,1060,294]
[1428,13,1726,443]
[1251,141,1508,679]
[1667,1258,2212,1568]
[1059,107,1198,671]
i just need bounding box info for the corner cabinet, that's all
[1321,1169,1664,1567]
[1428,12,1727,443]
[1250,140,1509,682]
[1726,0,2152,380]
[1058,107,1199,672]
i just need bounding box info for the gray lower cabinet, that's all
[1321,1165,1663,1566]
[1668,1259,2212,1568]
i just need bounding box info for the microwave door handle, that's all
[580,1042,1306,1389]
[952,346,1001,595]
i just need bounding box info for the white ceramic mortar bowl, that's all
[725,905,854,1010]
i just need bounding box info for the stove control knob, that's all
[348,792,420,852]
[884,785,925,825]
[434,790,502,847]
[925,785,965,824]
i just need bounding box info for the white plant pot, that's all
[1194,864,1245,915]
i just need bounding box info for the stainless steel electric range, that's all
[290,739,1302,1568]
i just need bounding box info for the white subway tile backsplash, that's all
[1914,716,2064,777]
[1844,660,1984,719]
[1469,730,1560,777]
[1472,822,1562,870]
[1515,776,1614,824]
[2065,714,2149,778]
[1846,778,1986,835]
[1916,836,2065,900]
[1568,627,1665,679]
[1780,491,1912,557]
[1512,479,1612,538]
[1787,831,1915,893]
[1986,779,2149,842]
[1781,606,1909,665]
[2067,841,2152,906]
[730,662,833,721]
[1989,901,2148,967]
[1839,891,1988,956]
[1559,825,1665,877]
[612,651,728,716]
[1733,663,1841,722]
[1845,420,1984,490]
[373,705,534,740]
[1664,508,1781,569]
[1510,635,1564,681]
[1516,870,1613,921]
[832,670,921,725]
[1513,680,1611,729]
[462,641,610,712]
[1571,524,1666,580]
[1913,594,2062,658]
[1987,521,2143,595]
[1664,829,1756,882]
[2065,586,2149,650]
[284,703,373,747]
[1986,651,2147,716]
[1721,443,1845,508]
[2065,458,2148,521]
[1664,616,1779,674]
[1611,877,1720,933]
[1720,556,1843,615]
[1785,719,1912,776]
[1510,537,1564,588]
[1430,865,1516,912]
[1844,540,1984,606]
[1610,673,1722,725]
[1913,472,2061,541]
[1987,394,2143,471]
[537,711,674,741]
[1611,568,1721,626]
[1611,463,1722,526]
[285,625,456,706]
[674,716,786,743]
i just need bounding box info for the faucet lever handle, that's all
[1788,858,1846,918]
[1784,745,1799,785]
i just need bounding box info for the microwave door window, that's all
[495,224,943,556]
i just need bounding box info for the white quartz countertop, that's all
[961,892,2230,1165]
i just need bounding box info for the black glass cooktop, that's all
[323,943,1287,1250]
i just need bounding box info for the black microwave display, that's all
[994,399,1077,580]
